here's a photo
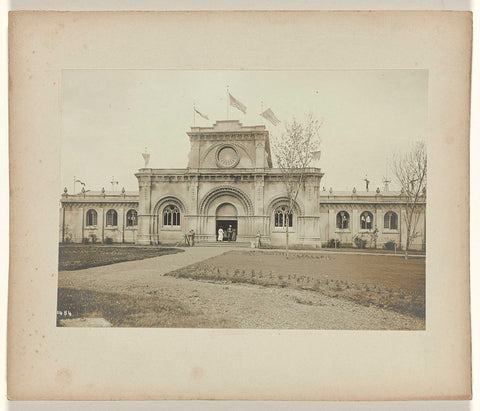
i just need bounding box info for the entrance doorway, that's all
[215,203,238,242]
[215,220,238,242]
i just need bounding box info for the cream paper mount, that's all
[8,11,471,400]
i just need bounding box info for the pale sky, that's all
[61,70,428,193]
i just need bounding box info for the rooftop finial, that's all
[363,175,370,191]
[110,176,118,192]
[382,176,391,192]
[142,147,150,168]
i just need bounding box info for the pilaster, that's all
[328,208,335,239]
[352,208,359,234]
[188,176,199,215]
[254,174,265,216]
[255,140,265,169]
[137,175,152,245]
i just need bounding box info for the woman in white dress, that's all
[217,227,224,242]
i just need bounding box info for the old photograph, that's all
[8,9,472,400]
[57,69,427,330]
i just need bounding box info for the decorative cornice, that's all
[62,202,139,208]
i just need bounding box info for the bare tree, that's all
[392,141,427,259]
[272,113,322,257]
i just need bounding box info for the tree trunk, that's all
[404,229,410,260]
[285,221,289,259]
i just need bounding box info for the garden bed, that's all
[58,245,184,270]
[166,250,426,318]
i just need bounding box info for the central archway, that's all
[198,185,253,242]
[215,203,238,242]
[199,185,254,216]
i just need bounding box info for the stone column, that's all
[187,175,198,227]
[187,137,200,170]
[328,208,335,239]
[137,175,152,245]
[254,175,265,234]
[374,206,380,248]
[255,140,265,170]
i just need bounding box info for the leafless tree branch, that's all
[392,141,427,258]
[272,113,322,256]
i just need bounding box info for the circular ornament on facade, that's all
[216,145,240,168]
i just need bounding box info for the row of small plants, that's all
[166,264,425,318]
[79,234,114,244]
[65,235,118,244]
[245,250,334,260]
[324,238,401,250]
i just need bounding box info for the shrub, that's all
[105,237,113,244]
[90,234,98,244]
[326,239,340,248]
[354,237,366,249]
[83,237,90,245]
[384,241,396,250]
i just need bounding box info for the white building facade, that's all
[60,121,426,250]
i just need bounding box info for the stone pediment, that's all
[187,120,273,170]
[188,120,267,134]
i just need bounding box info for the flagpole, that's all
[226,85,229,120]
[260,101,264,126]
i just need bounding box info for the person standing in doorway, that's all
[227,225,233,242]
[232,227,237,242]
[218,227,224,242]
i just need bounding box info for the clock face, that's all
[217,146,239,168]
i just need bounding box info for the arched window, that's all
[360,211,373,230]
[86,209,97,226]
[384,211,398,230]
[106,209,118,226]
[336,211,350,229]
[163,205,180,227]
[126,209,137,227]
[274,206,293,228]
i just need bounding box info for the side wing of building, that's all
[59,190,139,244]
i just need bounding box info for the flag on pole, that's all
[75,179,85,186]
[311,150,321,161]
[142,152,150,167]
[311,150,321,167]
[194,108,209,120]
[229,93,247,114]
[260,108,281,126]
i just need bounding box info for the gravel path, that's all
[58,247,425,330]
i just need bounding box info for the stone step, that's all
[195,241,251,248]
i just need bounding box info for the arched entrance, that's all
[216,203,238,242]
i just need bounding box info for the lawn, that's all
[58,245,184,270]
[166,250,426,318]
[57,287,231,328]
